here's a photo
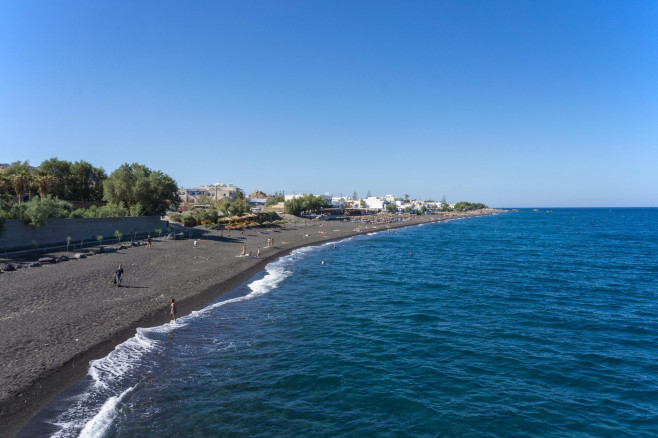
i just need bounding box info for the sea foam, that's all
[47,245,315,437]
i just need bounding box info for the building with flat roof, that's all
[179,184,243,203]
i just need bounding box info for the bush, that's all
[23,196,72,227]
[168,212,182,223]
[228,199,251,216]
[82,205,99,218]
[69,208,86,218]
[97,203,128,217]
[192,207,219,224]
[129,202,143,217]
[181,212,197,227]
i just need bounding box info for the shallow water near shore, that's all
[22,208,658,437]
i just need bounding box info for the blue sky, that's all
[1,1,656,207]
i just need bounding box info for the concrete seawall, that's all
[0,217,168,252]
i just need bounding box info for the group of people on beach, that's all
[240,244,264,258]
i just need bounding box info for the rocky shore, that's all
[0,210,501,437]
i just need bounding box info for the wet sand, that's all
[0,211,500,437]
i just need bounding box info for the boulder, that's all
[74,253,86,259]
[28,262,41,268]
[1,263,16,272]
[58,255,70,262]
[38,257,56,264]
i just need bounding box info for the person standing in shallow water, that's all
[170,298,177,323]
[115,265,124,287]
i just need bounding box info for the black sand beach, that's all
[0,211,499,437]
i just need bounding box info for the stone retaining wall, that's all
[0,217,168,252]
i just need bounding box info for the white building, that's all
[364,197,386,211]
[179,183,242,203]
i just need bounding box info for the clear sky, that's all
[1,1,656,207]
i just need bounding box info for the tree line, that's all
[453,202,488,212]
[0,159,179,227]
[283,194,329,216]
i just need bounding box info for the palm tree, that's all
[11,173,33,204]
[36,174,56,200]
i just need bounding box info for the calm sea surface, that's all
[23,208,658,437]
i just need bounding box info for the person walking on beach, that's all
[115,264,124,287]
[170,298,177,323]
[257,247,261,258]
[147,236,152,248]
[241,244,247,256]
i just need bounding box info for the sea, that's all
[20,208,658,437]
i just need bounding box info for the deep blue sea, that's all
[23,208,658,437]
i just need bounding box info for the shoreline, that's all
[1,210,501,437]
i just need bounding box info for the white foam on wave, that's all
[77,387,134,438]
[50,244,336,437]
[89,329,159,389]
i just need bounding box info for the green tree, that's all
[97,203,129,217]
[11,173,34,204]
[386,203,397,213]
[284,194,329,216]
[103,163,179,216]
[192,207,219,223]
[453,202,488,212]
[38,158,71,200]
[441,195,452,212]
[23,196,72,227]
[38,158,106,202]
[227,198,251,216]
[4,162,35,204]
[69,160,106,202]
